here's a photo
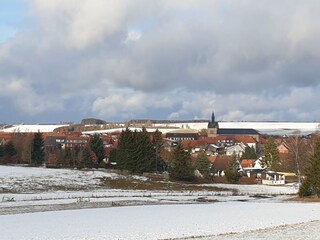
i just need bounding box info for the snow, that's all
[0,165,318,239]
[1,124,69,133]
[1,202,320,240]
[210,183,299,195]
[0,165,118,193]
[2,122,319,135]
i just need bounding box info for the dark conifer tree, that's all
[116,128,134,170]
[262,137,280,170]
[4,141,17,158]
[241,146,257,160]
[225,154,242,184]
[2,141,17,163]
[80,145,97,169]
[0,145,4,158]
[90,135,105,163]
[31,132,45,165]
[153,129,166,172]
[196,150,211,179]
[299,138,320,197]
[127,128,155,174]
[169,142,194,181]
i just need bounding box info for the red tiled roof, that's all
[241,159,255,168]
[181,140,197,149]
[0,133,14,141]
[234,136,257,144]
[210,156,233,171]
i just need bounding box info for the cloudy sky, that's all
[1,0,320,124]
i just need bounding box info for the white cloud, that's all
[92,93,146,119]
[28,0,130,49]
[1,0,320,122]
[124,29,142,45]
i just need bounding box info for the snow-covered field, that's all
[1,202,320,240]
[0,165,319,239]
[1,124,68,132]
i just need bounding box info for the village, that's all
[1,112,317,187]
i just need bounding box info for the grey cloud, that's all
[1,0,320,122]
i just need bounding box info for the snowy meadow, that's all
[0,165,319,240]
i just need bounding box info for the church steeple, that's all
[211,111,215,123]
[208,110,219,137]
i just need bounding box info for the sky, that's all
[1,0,320,124]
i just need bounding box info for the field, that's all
[0,165,319,239]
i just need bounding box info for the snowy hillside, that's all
[1,124,69,133]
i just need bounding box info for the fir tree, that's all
[225,154,241,184]
[169,142,194,181]
[4,141,17,158]
[299,138,320,197]
[2,141,17,163]
[90,135,105,163]
[116,128,134,170]
[128,128,155,174]
[196,150,211,179]
[80,145,98,169]
[0,145,4,158]
[262,137,280,171]
[31,132,45,165]
[241,146,257,160]
[153,129,166,172]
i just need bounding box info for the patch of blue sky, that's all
[0,0,28,43]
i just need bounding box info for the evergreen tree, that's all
[241,146,257,160]
[4,141,17,158]
[0,145,4,158]
[153,129,166,172]
[31,132,45,165]
[62,148,73,167]
[115,128,157,174]
[116,128,134,170]
[225,154,241,184]
[196,150,211,179]
[262,137,280,171]
[2,141,17,163]
[128,128,155,174]
[79,145,98,169]
[90,135,105,163]
[169,142,194,181]
[299,138,320,197]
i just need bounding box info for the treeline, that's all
[0,133,105,169]
[110,127,211,181]
[110,127,166,174]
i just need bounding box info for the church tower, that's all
[208,111,219,137]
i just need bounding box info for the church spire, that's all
[211,111,215,123]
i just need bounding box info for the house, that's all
[44,136,66,149]
[261,171,285,185]
[240,159,255,168]
[65,136,90,148]
[166,129,199,141]
[0,133,13,146]
[234,136,258,150]
[181,140,197,151]
[225,143,246,157]
[206,143,223,155]
[209,155,233,176]
[215,136,235,147]
[277,142,289,154]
